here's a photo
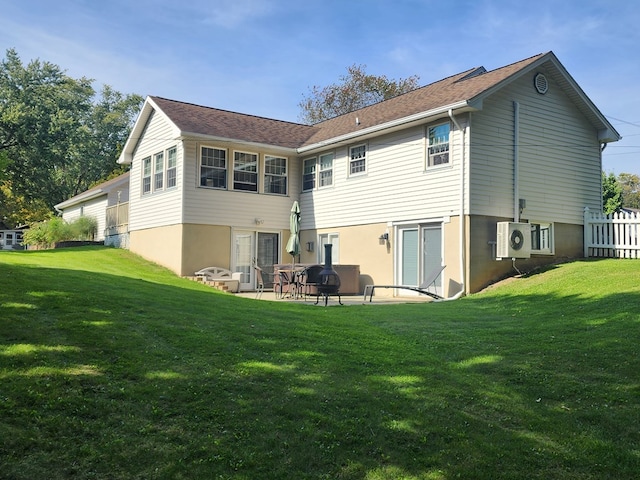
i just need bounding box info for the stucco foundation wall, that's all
[129,224,184,275]
[299,223,392,295]
[467,215,584,293]
[181,224,232,277]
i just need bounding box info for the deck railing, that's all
[584,207,640,258]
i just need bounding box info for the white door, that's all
[398,224,443,296]
[233,231,280,290]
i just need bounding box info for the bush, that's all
[23,216,97,248]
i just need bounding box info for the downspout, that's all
[447,109,466,300]
[513,101,520,222]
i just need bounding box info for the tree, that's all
[0,48,143,221]
[602,171,622,214]
[618,172,640,209]
[298,64,420,124]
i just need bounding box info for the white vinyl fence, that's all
[584,207,640,258]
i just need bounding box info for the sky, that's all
[1,0,639,175]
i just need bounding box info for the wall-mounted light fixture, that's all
[254,218,264,225]
[379,232,389,241]
[306,241,314,252]
[519,198,526,215]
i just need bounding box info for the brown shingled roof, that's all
[149,97,319,149]
[150,53,550,151]
[301,53,546,146]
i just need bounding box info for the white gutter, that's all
[513,101,520,222]
[448,109,466,298]
[298,101,472,154]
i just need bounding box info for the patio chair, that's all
[254,266,279,299]
[363,265,446,302]
[298,265,324,300]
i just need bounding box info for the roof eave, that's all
[297,101,475,154]
[180,131,300,154]
[54,189,105,211]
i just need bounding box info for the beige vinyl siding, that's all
[469,69,602,224]
[301,124,462,230]
[181,140,300,230]
[128,110,183,232]
[61,197,108,240]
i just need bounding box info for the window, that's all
[167,147,177,188]
[264,155,287,195]
[349,144,367,175]
[142,156,152,194]
[531,222,553,254]
[428,123,450,166]
[200,147,227,189]
[319,153,334,187]
[154,152,164,190]
[318,233,340,264]
[303,157,316,191]
[234,151,258,192]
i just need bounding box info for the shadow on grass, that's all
[1,260,639,479]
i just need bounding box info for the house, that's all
[0,222,27,250]
[54,172,130,247]
[109,51,619,296]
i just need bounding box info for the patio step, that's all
[184,276,232,293]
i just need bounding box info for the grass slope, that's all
[1,247,639,479]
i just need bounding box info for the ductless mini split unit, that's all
[496,222,531,259]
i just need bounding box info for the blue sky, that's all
[1,0,639,174]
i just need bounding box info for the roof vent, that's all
[534,73,548,94]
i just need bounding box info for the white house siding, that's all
[128,110,184,232]
[300,123,462,230]
[61,197,108,241]
[181,139,301,231]
[469,68,602,225]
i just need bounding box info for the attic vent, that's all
[534,73,548,94]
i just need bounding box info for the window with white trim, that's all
[530,222,554,254]
[234,151,258,192]
[318,233,339,264]
[167,147,177,188]
[200,146,227,189]
[303,157,316,191]
[349,144,367,175]
[264,155,287,195]
[142,156,152,195]
[319,153,334,187]
[154,152,164,190]
[427,123,450,167]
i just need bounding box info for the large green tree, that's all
[0,48,142,222]
[298,64,420,124]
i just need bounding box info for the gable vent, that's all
[534,73,548,94]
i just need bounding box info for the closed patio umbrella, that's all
[285,201,301,265]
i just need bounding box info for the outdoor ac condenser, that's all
[496,222,531,259]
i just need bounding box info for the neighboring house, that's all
[108,51,619,296]
[0,222,27,250]
[54,172,130,246]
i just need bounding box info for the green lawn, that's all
[1,247,639,479]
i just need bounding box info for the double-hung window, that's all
[349,144,367,175]
[142,156,152,195]
[154,152,164,190]
[303,157,316,191]
[319,153,334,187]
[264,155,287,195]
[234,151,258,192]
[531,222,554,254]
[200,147,227,189]
[167,147,177,188]
[427,123,450,166]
